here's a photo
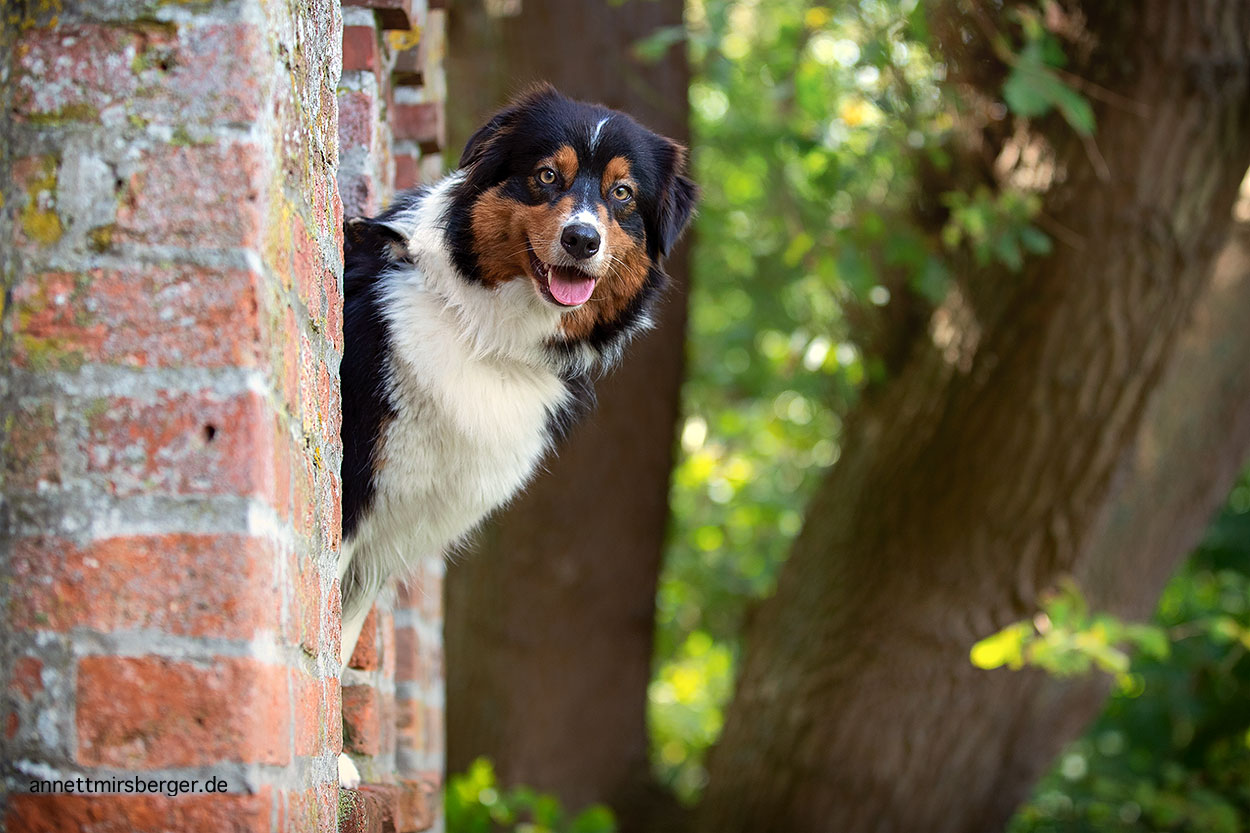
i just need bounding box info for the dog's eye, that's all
[537,168,558,185]
[612,185,633,202]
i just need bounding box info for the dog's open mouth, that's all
[529,248,596,307]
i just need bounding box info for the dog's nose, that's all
[560,223,601,260]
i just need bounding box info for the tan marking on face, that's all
[541,145,579,185]
[470,186,578,288]
[601,157,632,193]
[557,219,650,341]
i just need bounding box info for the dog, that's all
[335,84,696,786]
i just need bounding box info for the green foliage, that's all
[1008,472,1250,832]
[970,579,1170,680]
[652,0,955,800]
[1000,7,1095,135]
[446,759,617,833]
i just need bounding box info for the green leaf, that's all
[1019,225,1052,255]
[971,622,1033,670]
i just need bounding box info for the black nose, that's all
[560,223,601,260]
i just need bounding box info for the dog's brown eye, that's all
[612,184,633,202]
[538,168,557,185]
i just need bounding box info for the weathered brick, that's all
[342,0,415,31]
[394,696,425,757]
[394,153,419,190]
[4,790,273,833]
[294,671,337,757]
[339,90,378,155]
[12,23,264,127]
[10,155,63,248]
[341,683,381,755]
[77,656,289,768]
[339,784,399,833]
[9,657,44,700]
[2,402,60,492]
[396,778,437,833]
[84,391,278,500]
[391,102,443,152]
[8,535,279,637]
[293,552,323,654]
[343,26,380,73]
[284,783,338,833]
[11,267,263,370]
[348,606,380,670]
[397,569,443,621]
[114,143,262,248]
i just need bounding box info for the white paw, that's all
[338,752,361,790]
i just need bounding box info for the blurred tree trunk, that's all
[695,4,1250,832]
[443,1,690,829]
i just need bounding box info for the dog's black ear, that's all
[458,83,561,170]
[658,172,698,258]
[655,140,698,258]
[458,109,516,170]
[344,216,410,263]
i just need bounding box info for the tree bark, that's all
[442,2,690,828]
[696,4,1250,832]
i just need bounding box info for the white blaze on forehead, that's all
[589,116,611,150]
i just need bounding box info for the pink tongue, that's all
[548,268,596,306]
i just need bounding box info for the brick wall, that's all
[0,0,446,829]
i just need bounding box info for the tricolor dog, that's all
[336,85,696,784]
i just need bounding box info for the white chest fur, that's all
[339,175,572,604]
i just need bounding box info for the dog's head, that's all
[446,84,698,351]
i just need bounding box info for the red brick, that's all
[348,606,380,670]
[77,656,289,768]
[341,683,381,755]
[3,402,60,491]
[339,785,398,833]
[394,153,419,191]
[394,696,425,757]
[294,672,337,757]
[397,568,442,621]
[396,778,437,833]
[391,102,443,151]
[9,657,44,700]
[328,582,344,671]
[343,26,380,73]
[424,703,444,759]
[9,535,278,637]
[342,0,415,30]
[12,24,264,126]
[292,212,328,323]
[284,784,338,833]
[114,143,262,248]
[11,267,263,370]
[294,554,323,654]
[4,790,273,833]
[380,691,397,758]
[85,391,279,500]
[339,90,377,154]
[393,626,417,683]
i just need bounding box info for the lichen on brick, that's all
[18,157,63,246]
[25,102,100,125]
[87,224,116,252]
